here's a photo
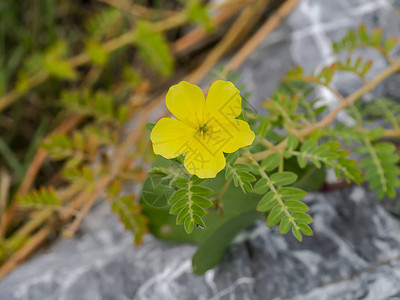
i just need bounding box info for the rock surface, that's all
[2,187,400,300]
[2,0,400,299]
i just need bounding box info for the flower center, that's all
[199,123,208,134]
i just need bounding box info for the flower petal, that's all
[205,80,241,121]
[200,118,255,154]
[166,81,206,128]
[183,138,226,178]
[218,119,255,153]
[150,118,195,159]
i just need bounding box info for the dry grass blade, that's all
[0,170,11,238]
[0,227,51,280]
[226,0,300,71]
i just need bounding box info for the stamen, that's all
[199,123,208,134]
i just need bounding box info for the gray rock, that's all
[2,0,400,299]
[2,186,400,300]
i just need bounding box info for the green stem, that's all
[188,181,194,222]
[243,148,298,230]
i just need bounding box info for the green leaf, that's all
[291,164,326,191]
[257,191,276,212]
[192,208,262,275]
[168,189,188,204]
[191,204,207,216]
[176,207,190,224]
[173,178,189,189]
[184,217,194,234]
[243,181,253,192]
[43,41,78,80]
[292,226,303,242]
[292,212,313,224]
[169,198,188,214]
[284,200,309,212]
[359,140,400,198]
[111,195,148,244]
[193,215,206,229]
[297,154,307,168]
[185,0,212,30]
[238,172,256,182]
[192,195,212,208]
[134,22,174,76]
[267,205,284,226]
[225,166,233,180]
[233,163,251,172]
[254,178,269,194]
[280,216,291,234]
[141,176,175,208]
[86,7,122,41]
[270,172,297,186]
[257,118,270,137]
[146,123,156,131]
[370,28,382,46]
[17,187,61,208]
[287,135,299,150]
[86,41,108,66]
[261,153,281,171]
[358,24,368,42]
[279,187,307,201]
[301,140,317,153]
[190,175,204,185]
[298,223,313,236]
[361,60,373,76]
[190,186,213,196]
[44,59,77,80]
[384,36,398,52]
[226,152,239,164]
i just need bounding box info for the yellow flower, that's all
[150,80,255,178]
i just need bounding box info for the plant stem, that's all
[238,57,400,163]
[300,57,400,137]
[243,149,297,229]
[212,179,231,219]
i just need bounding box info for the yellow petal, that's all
[166,81,206,128]
[205,80,241,121]
[218,119,255,153]
[150,118,195,159]
[183,137,226,178]
[198,118,255,154]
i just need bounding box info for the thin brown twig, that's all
[238,57,400,163]
[187,0,269,83]
[172,0,254,56]
[212,179,232,219]
[0,227,51,279]
[0,170,11,239]
[300,57,400,137]
[0,115,84,239]
[19,115,85,196]
[226,0,300,71]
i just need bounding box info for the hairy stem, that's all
[238,57,400,163]
[244,149,298,229]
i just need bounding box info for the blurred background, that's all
[1,0,400,299]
